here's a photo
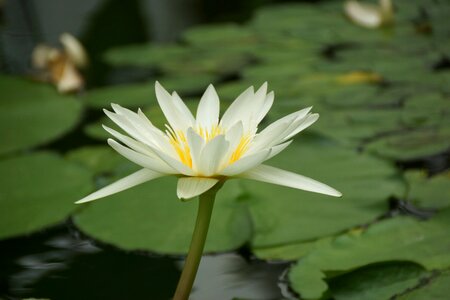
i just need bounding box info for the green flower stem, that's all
[173,183,223,300]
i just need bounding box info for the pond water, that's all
[0,224,292,300]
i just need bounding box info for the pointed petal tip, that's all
[155,81,168,93]
[101,124,110,131]
[75,197,92,204]
[106,138,117,146]
[332,189,343,197]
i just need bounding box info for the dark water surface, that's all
[0,224,291,300]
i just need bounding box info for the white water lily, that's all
[77,82,341,203]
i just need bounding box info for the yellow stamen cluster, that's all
[166,126,192,167]
[166,124,252,170]
[229,135,251,163]
[195,125,224,142]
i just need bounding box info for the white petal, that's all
[220,148,271,176]
[108,139,175,174]
[76,168,164,203]
[155,81,190,131]
[105,108,175,157]
[172,91,195,126]
[111,104,163,138]
[285,113,319,140]
[177,177,219,200]
[246,119,293,155]
[247,82,269,129]
[256,91,274,124]
[103,125,156,157]
[220,86,254,129]
[266,140,292,160]
[199,135,229,176]
[224,121,244,153]
[186,128,205,172]
[247,107,312,153]
[196,84,220,128]
[283,113,319,141]
[104,109,149,145]
[240,164,342,197]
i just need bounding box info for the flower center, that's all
[166,125,251,170]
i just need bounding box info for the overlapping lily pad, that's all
[0,152,94,240]
[0,76,83,156]
[288,209,450,299]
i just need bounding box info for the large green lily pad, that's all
[0,76,83,156]
[244,140,404,251]
[74,178,252,254]
[288,209,450,299]
[0,152,94,240]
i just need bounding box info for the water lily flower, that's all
[77,82,341,203]
[32,33,88,93]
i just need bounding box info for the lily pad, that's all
[312,108,403,145]
[365,126,450,161]
[401,170,450,210]
[329,262,429,300]
[73,179,252,254]
[0,76,83,156]
[397,270,450,300]
[402,93,450,127]
[157,74,218,95]
[182,23,257,48]
[0,152,94,240]
[83,82,154,109]
[104,44,190,67]
[66,146,127,175]
[244,140,404,250]
[288,209,450,299]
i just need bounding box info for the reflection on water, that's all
[0,225,292,300]
[191,253,290,300]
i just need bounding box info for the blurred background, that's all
[1,0,449,299]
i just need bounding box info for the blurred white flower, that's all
[77,82,341,202]
[31,33,87,93]
[344,0,394,29]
